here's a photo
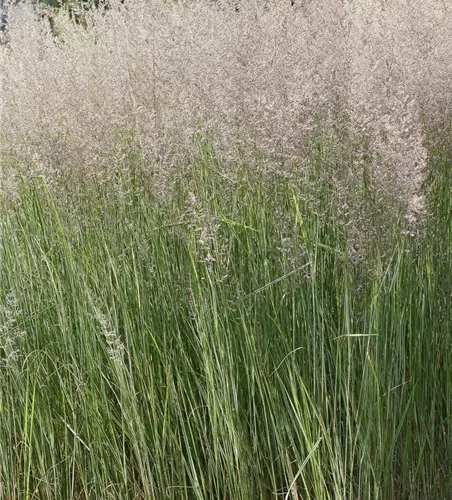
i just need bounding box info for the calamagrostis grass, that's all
[2,0,451,226]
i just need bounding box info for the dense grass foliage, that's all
[1,148,451,499]
[1,3,452,497]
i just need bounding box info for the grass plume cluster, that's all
[3,0,452,220]
[1,0,452,498]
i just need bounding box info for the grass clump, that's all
[1,1,452,497]
[0,150,451,499]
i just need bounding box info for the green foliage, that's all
[0,148,450,499]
